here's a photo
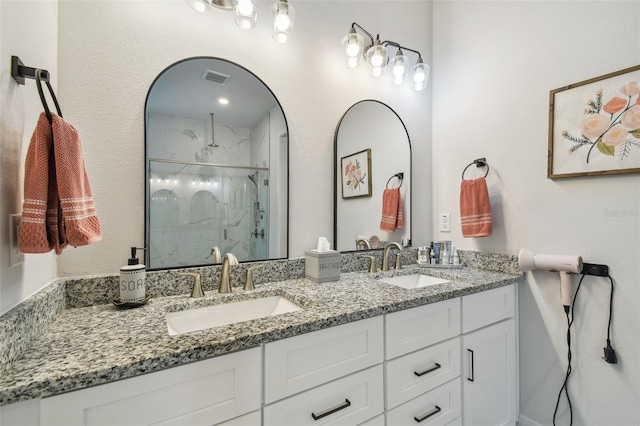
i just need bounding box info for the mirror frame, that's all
[144,56,289,270]
[333,99,412,252]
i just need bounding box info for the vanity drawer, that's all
[386,379,461,426]
[386,337,461,409]
[264,316,384,403]
[461,284,515,333]
[263,365,384,426]
[40,348,261,426]
[386,298,461,359]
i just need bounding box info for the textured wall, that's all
[0,1,58,315]
[432,2,639,425]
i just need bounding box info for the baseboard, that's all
[518,414,545,426]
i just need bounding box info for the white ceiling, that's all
[146,57,279,128]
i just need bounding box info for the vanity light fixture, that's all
[271,0,296,44]
[342,22,429,91]
[187,0,295,43]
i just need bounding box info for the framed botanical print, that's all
[548,64,640,178]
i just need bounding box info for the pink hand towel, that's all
[51,114,102,250]
[20,113,101,254]
[20,113,55,253]
[380,188,404,232]
[460,177,492,238]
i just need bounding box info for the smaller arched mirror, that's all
[334,100,411,251]
[145,57,288,270]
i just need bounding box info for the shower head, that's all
[208,113,219,148]
[248,171,258,188]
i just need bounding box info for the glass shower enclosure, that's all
[148,159,269,269]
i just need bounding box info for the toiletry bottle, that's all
[119,247,146,303]
[452,248,460,265]
[418,247,428,264]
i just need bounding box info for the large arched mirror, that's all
[334,100,411,251]
[145,57,288,269]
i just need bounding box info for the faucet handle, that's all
[360,255,378,273]
[177,272,204,298]
[244,266,262,291]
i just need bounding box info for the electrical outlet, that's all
[9,214,24,267]
[582,263,609,277]
[439,213,451,232]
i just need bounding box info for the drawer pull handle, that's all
[414,405,441,423]
[414,362,442,377]
[311,398,351,421]
[467,349,475,382]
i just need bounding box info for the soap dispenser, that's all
[119,247,146,303]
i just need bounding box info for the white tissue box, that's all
[305,250,341,283]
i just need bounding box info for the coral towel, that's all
[460,177,492,238]
[380,188,404,232]
[20,113,102,254]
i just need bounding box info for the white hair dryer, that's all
[518,248,583,312]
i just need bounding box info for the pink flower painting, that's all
[563,79,640,163]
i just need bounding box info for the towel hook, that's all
[386,172,404,189]
[462,158,489,180]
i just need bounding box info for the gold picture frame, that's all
[548,64,640,178]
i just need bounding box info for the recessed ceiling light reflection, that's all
[218,98,230,105]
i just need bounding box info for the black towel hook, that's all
[35,69,63,124]
[386,172,404,189]
[462,158,489,180]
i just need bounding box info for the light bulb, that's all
[274,13,290,31]
[236,0,253,15]
[187,0,211,13]
[412,60,429,91]
[370,54,384,67]
[341,29,364,68]
[235,0,257,30]
[346,42,360,58]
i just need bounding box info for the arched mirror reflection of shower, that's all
[145,57,288,269]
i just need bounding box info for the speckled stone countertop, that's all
[0,254,521,406]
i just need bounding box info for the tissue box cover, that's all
[305,250,341,283]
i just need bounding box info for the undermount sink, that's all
[166,295,302,336]
[380,274,451,289]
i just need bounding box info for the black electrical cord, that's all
[552,273,617,425]
[552,274,586,426]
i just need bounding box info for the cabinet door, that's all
[462,319,516,426]
[40,348,261,426]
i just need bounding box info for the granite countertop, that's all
[0,264,520,406]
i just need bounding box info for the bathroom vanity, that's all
[0,257,520,426]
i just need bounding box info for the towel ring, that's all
[461,158,489,180]
[35,69,63,124]
[386,172,404,189]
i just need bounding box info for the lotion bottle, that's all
[119,247,146,303]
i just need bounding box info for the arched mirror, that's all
[334,100,411,251]
[145,57,288,269]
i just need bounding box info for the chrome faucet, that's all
[177,272,204,298]
[382,242,403,271]
[219,253,238,293]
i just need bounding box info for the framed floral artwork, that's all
[341,149,372,198]
[548,64,640,178]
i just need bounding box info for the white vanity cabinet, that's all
[3,347,262,426]
[263,316,384,425]
[384,284,517,426]
[461,285,517,426]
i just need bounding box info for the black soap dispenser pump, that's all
[118,247,146,304]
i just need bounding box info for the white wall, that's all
[432,2,639,425]
[54,0,433,277]
[0,1,57,315]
